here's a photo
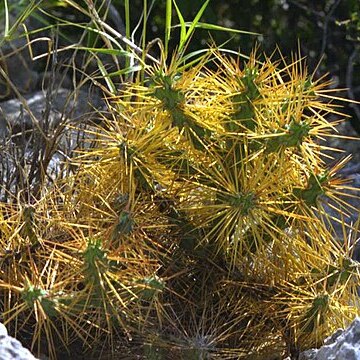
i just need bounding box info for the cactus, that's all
[1,45,360,359]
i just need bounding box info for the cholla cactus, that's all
[100,48,360,356]
[1,46,359,359]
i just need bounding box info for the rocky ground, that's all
[319,115,360,257]
[0,323,39,360]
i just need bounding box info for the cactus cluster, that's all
[1,48,360,359]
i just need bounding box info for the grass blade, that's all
[173,0,210,54]
[2,0,37,41]
[165,0,172,57]
[74,47,130,56]
[125,0,130,69]
[184,0,210,43]
[181,21,260,36]
[173,0,186,51]
[4,0,9,38]
[97,56,116,94]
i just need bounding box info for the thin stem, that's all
[140,0,147,84]
[165,0,172,58]
[125,0,130,70]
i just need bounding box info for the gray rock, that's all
[0,324,38,360]
[0,2,62,100]
[0,87,104,137]
[0,40,39,99]
[0,323,8,337]
[299,349,318,360]
[0,10,39,99]
[299,317,360,360]
[0,85,104,199]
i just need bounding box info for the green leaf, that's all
[173,0,211,53]
[97,56,116,93]
[184,0,210,44]
[106,65,143,77]
[74,47,130,56]
[173,0,186,49]
[178,21,259,36]
[3,0,9,38]
[165,0,172,56]
[1,0,38,42]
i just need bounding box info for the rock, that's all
[320,170,360,244]
[0,323,8,337]
[299,349,318,360]
[0,37,39,99]
[0,9,40,100]
[318,115,360,254]
[0,323,38,360]
[0,87,104,137]
[0,85,104,199]
[299,317,360,360]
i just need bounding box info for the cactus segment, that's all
[136,275,165,301]
[152,74,185,111]
[293,172,329,206]
[113,210,135,238]
[326,258,357,288]
[302,293,330,333]
[21,206,38,245]
[21,283,58,317]
[265,120,311,153]
[218,191,256,216]
[82,238,108,283]
[232,67,261,128]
